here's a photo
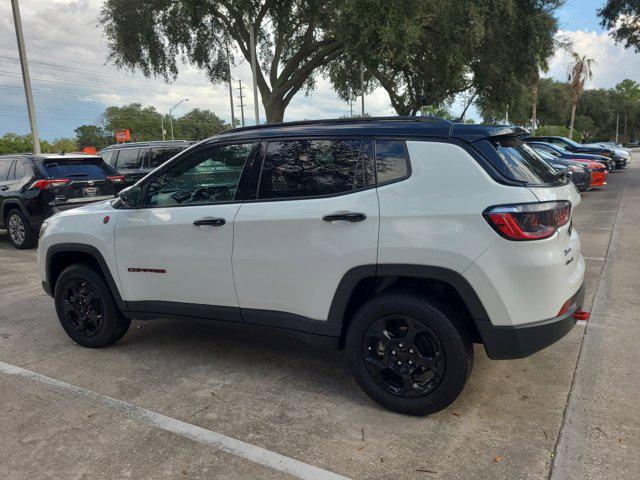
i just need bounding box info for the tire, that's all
[54,264,131,348]
[6,209,37,249]
[346,292,473,416]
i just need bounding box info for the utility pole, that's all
[360,63,365,116]
[505,106,509,125]
[161,116,165,141]
[624,114,628,144]
[615,113,619,144]
[249,26,260,124]
[226,45,235,127]
[349,99,353,117]
[237,80,246,127]
[11,0,40,154]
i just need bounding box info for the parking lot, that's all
[1,152,638,480]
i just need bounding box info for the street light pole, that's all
[11,0,40,154]
[168,99,188,141]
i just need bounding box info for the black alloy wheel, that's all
[60,278,104,337]
[363,315,445,397]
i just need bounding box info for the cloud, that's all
[545,29,640,89]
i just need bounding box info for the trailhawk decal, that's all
[127,268,167,274]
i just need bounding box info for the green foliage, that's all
[173,108,231,140]
[0,133,55,155]
[534,125,570,137]
[99,0,345,122]
[49,138,79,153]
[599,1,640,52]
[331,0,561,116]
[102,103,163,142]
[75,125,110,148]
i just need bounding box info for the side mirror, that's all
[118,185,143,208]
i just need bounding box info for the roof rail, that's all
[222,116,452,135]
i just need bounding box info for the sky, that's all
[0,0,639,141]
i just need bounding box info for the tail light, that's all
[483,201,571,241]
[31,179,70,190]
[107,175,125,183]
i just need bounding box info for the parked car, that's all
[526,135,626,169]
[585,142,631,165]
[0,154,123,249]
[625,140,638,148]
[97,140,192,187]
[38,117,585,415]
[531,148,592,191]
[525,140,614,172]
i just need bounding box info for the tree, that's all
[174,108,231,141]
[0,133,51,155]
[331,1,562,118]
[50,138,79,153]
[567,52,595,139]
[614,79,640,143]
[599,0,640,52]
[100,1,346,123]
[75,125,110,148]
[101,103,163,141]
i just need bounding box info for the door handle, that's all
[322,212,366,223]
[193,217,226,227]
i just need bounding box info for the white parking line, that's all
[583,257,606,261]
[0,360,350,480]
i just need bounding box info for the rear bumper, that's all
[476,282,585,359]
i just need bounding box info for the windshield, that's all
[558,137,582,148]
[492,138,565,185]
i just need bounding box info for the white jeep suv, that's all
[37,117,585,415]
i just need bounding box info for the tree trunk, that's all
[569,93,578,139]
[531,83,538,133]
[264,96,285,123]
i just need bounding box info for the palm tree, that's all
[567,52,596,139]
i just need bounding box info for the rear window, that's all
[147,146,185,168]
[39,158,115,180]
[114,148,142,169]
[492,138,564,185]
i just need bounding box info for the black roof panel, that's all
[205,117,527,144]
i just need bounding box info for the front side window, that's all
[375,140,409,184]
[258,139,362,199]
[115,148,141,170]
[145,143,255,206]
[12,160,26,179]
[0,160,15,181]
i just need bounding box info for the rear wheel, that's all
[6,209,36,249]
[54,264,130,348]
[346,293,473,415]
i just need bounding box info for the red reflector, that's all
[107,175,125,183]
[574,310,590,321]
[31,178,70,190]
[557,299,572,316]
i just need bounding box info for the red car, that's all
[570,159,608,188]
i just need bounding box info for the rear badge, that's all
[128,268,166,274]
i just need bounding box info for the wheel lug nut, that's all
[397,361,402,365]
[391,350,396,355]
[409,349,414,354]
[399,343,404,348]
[409,360,413,365]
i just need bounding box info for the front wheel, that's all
[54,264,131,348]
[346,293,473,416]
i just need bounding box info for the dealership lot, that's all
[1,154,638,479]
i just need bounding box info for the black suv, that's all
[97,141,192,187]
[0,154,122,249]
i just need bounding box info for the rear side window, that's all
[147,147,184,168]
[114,148,141,169]
[98,150,114,166]
[375,140,409,184]
[258,139,362,199]
[39,158,115,180]
[492,138,562,185]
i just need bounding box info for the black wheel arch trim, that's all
[0,198,29,225]
[45,243,127,312]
